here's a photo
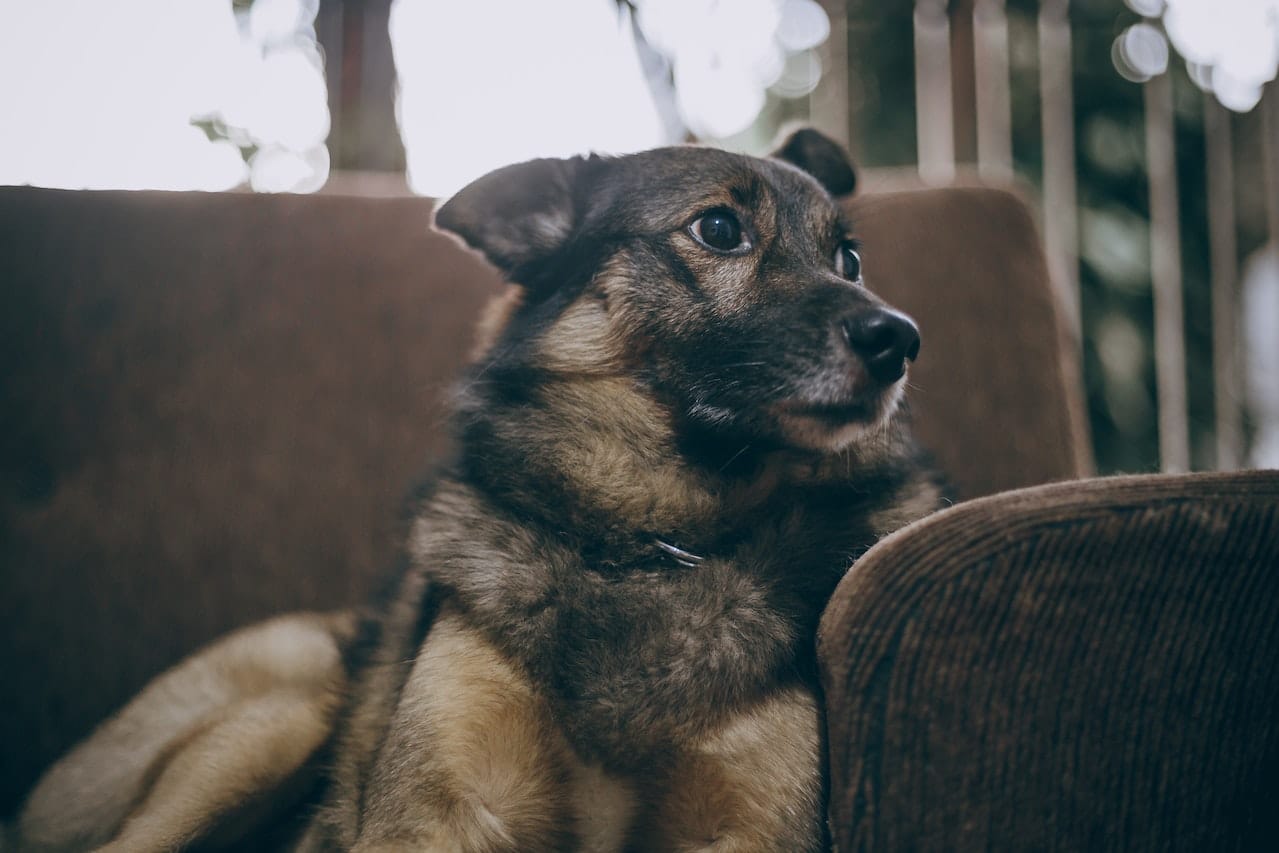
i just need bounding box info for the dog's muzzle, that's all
[840,308,921,385]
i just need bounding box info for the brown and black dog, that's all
[14,129,943,852]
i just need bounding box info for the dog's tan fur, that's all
[349,605,575,851]
[638,687,822,852]
[15,612,354,852]
[15,131,943,852]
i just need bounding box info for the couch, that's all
[1,182,1275,849]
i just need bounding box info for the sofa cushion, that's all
[845,186,1091,499]
[0,187,504,812]
[819,470,1279,850]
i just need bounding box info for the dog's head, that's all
[435,129,919,456]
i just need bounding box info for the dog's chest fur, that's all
[408,452,906,770]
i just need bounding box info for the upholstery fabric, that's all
[0,181,1139,819]
[0,187,504,812]
[846,187,1092,498]
[819,470,1279,851]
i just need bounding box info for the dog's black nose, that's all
[841,309,921,384]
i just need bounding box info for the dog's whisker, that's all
[717,444,752,474]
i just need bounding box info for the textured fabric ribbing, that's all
[819,471,1279,851]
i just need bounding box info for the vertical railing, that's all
[893,0,1279,473]
[973,0,1012,182]
[1263,86,1279,471]
[1143,70,1190,473]
[813,0,851,151]
[1204,94,1241,470]
[1037,0,1080,336]
[913,0,955,183]
[1265,85,1279,264]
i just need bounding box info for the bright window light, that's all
[390,0,831,198]
[390,0,668,198]
[636,0,829,137]
[1162,0,1279,112]
[0,0,330,192]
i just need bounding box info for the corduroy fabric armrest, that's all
[818,470,1279,851]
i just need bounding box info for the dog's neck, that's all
[453,371,914,562]
[456,374,763,540]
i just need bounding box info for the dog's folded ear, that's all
[434,156,591,279]
[771,128,857,198]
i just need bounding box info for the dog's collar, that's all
[655,539,705,568]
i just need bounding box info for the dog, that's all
[14,129,943,852]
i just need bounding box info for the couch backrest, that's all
[0,182,1086,814]
[845,186,1092,498]
[0,187,503,812]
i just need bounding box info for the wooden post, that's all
[356,0,404,172]
[1254,81,1279,469]
[1204,93,1241,470]
[315,0,346,168]
[914,0,956,183]
[950,0,978,166]
[1264,83,1279,255]
[1038,0,1080,336]
[1144,70,1190,473]
[315,0,404,172]
[974,0,1012,181]
[813,0,851,151]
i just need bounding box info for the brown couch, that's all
[2,183,1276,849]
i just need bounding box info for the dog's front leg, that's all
[640,685,826,853]
[352,605,575,852]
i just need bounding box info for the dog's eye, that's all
[835,243,862,281]
[690,210,750,253]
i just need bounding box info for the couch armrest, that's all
[818,470,1279,851]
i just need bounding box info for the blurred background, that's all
[1,0,1276,475]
